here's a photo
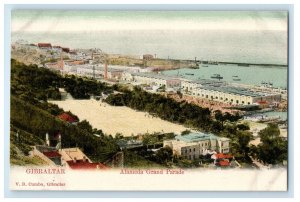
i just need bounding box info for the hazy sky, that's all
[11,10,288,32]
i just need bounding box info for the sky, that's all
[11,10,288,33]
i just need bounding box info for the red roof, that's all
[256,100,268,104]
[66,160,109,170]
[218,160,230,167]
[62,47,70,53]
[58,113,78,123]
[38,43,52,48]
[43,151,61,158]
[214,153,233,159]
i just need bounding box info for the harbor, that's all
[162,63,287,89]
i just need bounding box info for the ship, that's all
[188,62,200,69]
[210,74,223,80]
[232,75,241,81]
[208,61,218,65]
[185,73,194,76]
[261,81,273,88]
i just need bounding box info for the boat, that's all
[261,81,273,88]
[185,73,194,76]
[211,74,223,80]
[189,63,200,69]
[232,75,241,81]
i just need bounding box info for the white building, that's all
[181,80,281,105]
[130,73,181,89]
[75,64,123,80]
[163,132,230,160]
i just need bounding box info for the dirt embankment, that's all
[108,55,195,71]
[11,48,43,65]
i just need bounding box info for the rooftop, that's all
[76,64,123,72]
[182,79,225,86]
[38,43,52,47]
[175,132,228,142]
[132,72,181,81]
[217,160,230,167]
[58,113,78,123]
[213,153,232,159]
[199,85,272,97]
[66,160,109,170]
[43,151,61,158]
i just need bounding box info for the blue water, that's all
[162,64,287,89]
[262,111,287,121]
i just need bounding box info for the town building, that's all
[143,54,154,60]
[130,73,181,89]
[76,65,123,80]
[52,45,62,52]
[57,112,78,124]
[163,132,230,160]
[181,79,281,105]
[31,133,109,170]
[38,43,52,49]
[92,52,105,62]
[62,47,70,53]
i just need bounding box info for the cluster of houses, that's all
[30,112,109,170]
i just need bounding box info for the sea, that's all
[162,64,288,89]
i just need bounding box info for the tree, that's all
[214,110,225,127]
[155,146,173,164]
[236,131,253,157]
[237,123,250,131]
[257,123,287,165]
[176,90,183,98]
[77,120,93,133]
[181,130,191,136]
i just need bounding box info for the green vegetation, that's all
[123,150,163,168]
[63,75,112,99]
[155,146,173,164]
[10,126,46,165]
[256,123,287,165]
[11,96,119,162]
[11,59,112,101]
[11,59,62,102]
[10,59,118,163]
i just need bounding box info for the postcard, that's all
[9,9,288,191]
